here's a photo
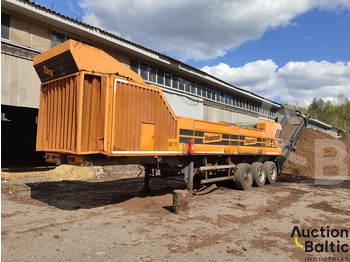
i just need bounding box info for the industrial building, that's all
[1,0,343,166]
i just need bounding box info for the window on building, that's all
[165,71,171,87]
[201,85,206,97]
[179,77,185,91]
[149,66,157,82]
[242,99,246,109]
[224,94,232,105]
[213,91,217,101]
[213,90,218,101]
[185,79,191,92]
[172,74,179,89]
[130,59,139,74]
[215,90,221,102]
[191,81,196,94]
[50,31,66,48]
[232,97,236,106]
[157,68,164,85]
[196,84,202,96]
[1,13,10,40]
[205,87,211,99]
[141,63,149,80]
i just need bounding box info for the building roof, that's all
[309,118,345,133]
[2,0,281,108]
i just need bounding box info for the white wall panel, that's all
[1,53,41,108]
[163,91,203,120]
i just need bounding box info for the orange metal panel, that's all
[63,78,69,149]
[80,74,105,152]
[36,84,45,150]
[111,79,177,153]
[238,128,262,154]
[33,40,145,85]
[36,75,79,153]
[140,123,155,151]
[70,77,77,151]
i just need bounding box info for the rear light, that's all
[189,139,195,154]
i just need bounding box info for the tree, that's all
[308,98,325,120]
[292,94,350,139]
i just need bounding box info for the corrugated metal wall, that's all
[37,75,78,152]
[112,82,177,151]
[81,75,105,152]
[163,91,204,120]
[203,105,260,123]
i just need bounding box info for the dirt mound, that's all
[1,168,51,181]
[46,164,96,181]
[283,128,350,179]
[1,165,96,181]
[1,164,142,182]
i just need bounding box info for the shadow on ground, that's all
[26,176,186,210]
[25,172,349,211]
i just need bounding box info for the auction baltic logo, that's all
[291,226,349,261]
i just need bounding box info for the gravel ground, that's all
[2,171,350,262]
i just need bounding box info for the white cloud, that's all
[201,60,350,104]
[78,0,350,61]
[77,0,350,104]
[202,60,278,90]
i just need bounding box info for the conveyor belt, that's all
[280,114,304,147]
[277,107,310,169]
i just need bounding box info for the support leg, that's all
[184,161,194,198]
[142,167,151,193]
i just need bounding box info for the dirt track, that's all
[2,129,350,261]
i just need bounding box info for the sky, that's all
[34,0,350,105]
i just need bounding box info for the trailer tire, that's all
[234,163,253,190]
[252,162,266,187]
[264,161,277,184]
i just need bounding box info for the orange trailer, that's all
[33,40,301,191]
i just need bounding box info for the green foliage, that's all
[293,94,350,139]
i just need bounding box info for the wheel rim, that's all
[258,168,266,183]
[244,169,252,185]
[270,166,277,181]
